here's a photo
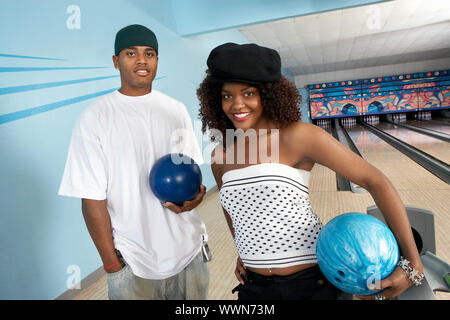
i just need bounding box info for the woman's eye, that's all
[244,91,255,97]
[222,94,231,99]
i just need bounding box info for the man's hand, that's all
[104,259,124,273]
[163,184,206,214]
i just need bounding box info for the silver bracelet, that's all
[397,256,424,286]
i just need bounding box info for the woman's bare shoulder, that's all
[281,121,321,144]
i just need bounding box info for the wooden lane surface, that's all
[408,119,450,135]
[374,121,450,164]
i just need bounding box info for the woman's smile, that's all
[232,112,251,121]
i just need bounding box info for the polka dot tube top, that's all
[219,163,322,269]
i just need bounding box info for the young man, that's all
[58,24,210,300]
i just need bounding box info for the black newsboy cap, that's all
[207,43,281,84]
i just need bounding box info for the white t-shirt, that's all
[58,89,207,279]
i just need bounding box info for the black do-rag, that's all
[207,43,281,84]
[114,24,158,56]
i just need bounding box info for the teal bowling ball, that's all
[316,213,399,295]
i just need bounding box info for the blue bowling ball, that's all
[316,213,399,295]
[149,153,202,206]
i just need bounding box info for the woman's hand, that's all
[357,266,413,300]
[235,257,247,284]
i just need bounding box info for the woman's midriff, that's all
[247,262,318,276]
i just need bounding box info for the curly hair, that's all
[197,74,302,145]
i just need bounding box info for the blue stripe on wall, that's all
[0,88,118,125]
[0,53,67,61]
[0,75,120,95]
[0,67,111,72]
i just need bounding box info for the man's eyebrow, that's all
[124,46,156,51]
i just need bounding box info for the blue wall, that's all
[1,0,377,299]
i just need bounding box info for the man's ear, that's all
[112,55,119,70]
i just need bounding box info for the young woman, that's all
[197,42,424,300]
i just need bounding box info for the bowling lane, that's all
[345,124,449,191]
[406,119,450,135]
[372,121,450,164]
